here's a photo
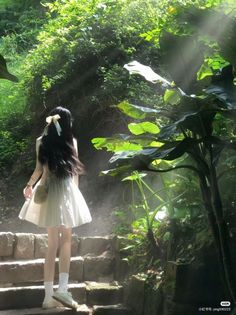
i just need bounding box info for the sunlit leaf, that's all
[149,141,164,147]
[128,122,160,135]
[151,159,176,168]
[197,63,213,80]
[164,89,181,105]
[124,60,172,86]
[117,101,160,119]
[151,159,162,166]
[91,137,142,152]
[109,138,200,168]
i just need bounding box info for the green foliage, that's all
[115,172,167,270]
[0,0,51,50]
[0,130,28,169]
[0,0,52,177]
[21,0,165,110]
[95,59,236,172]
[92,38,236,302]
[0,112,32,171]
[91,3,236,300]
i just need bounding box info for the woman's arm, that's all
[23,138,43,199]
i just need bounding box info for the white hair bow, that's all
[44,114,62,136]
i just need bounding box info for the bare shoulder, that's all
[36,136,42,154]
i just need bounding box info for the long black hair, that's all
[38,106,85,178]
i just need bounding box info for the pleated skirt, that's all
[19,176,92,228]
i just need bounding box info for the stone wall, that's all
[0,232,116,261]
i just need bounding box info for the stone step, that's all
[0,233,117,261]
[0,305,90,315]
[93,304,133,315]
[0,282,124,310]
[0,304,133,315]
[0,255,115,285]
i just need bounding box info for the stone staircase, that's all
[0,233,132,315]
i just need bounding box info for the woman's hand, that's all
[23,185,33,200]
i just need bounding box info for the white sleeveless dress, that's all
[19,138,92,228]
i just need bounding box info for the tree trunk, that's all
[209,163,236,303]
[198,170,236,303]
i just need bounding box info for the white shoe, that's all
[53,291,79,309]
[42,297,62,309]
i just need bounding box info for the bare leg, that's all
[44,227,59,282]
[59,226,72,274]
[57,226,72,292]
[53,227,79,308]
[43,227,59,307]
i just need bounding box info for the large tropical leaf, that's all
[117,101,161,119]
[92,133,164,153]
[205,65,236,110]
[124,60,172,86]
[158,95,217,138]
[109,138,199,166]
[109,148,157,164]
[128,121,160,135]
[164,89,182,105]
[91,136,142,152]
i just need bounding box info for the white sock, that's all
[44,281,54,301]
[58,272,69,292]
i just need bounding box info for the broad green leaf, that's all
[197,63,213,81]
[151,159,162,166]
[149,141,164,147]
[164,89,181,105]
[92,133,162,152]
[124,61,172,86]
[159,95,219,139]
[109,138,200,168]
[197,54,229,81]
[209,56,229,70]
[205,66,236,109]
[109,148,157,164]
[128,122,160,135]
[91,137,142,152]
[151,159,175,167]
[117,101,159,119]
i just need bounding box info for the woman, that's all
[19,106,92,310]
